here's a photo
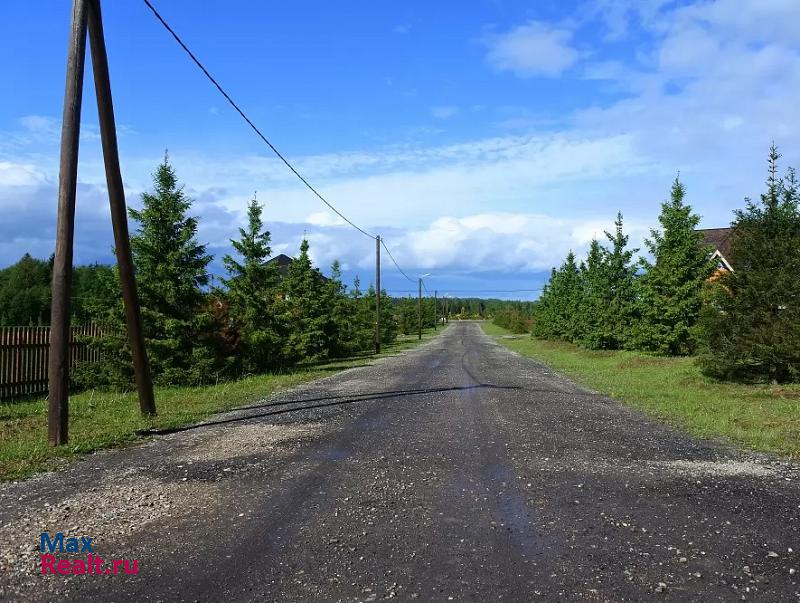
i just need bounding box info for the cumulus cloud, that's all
[0,161,49,187]
[390,213,649,273]
[485,21,581,77]
[0,179,116,266]
[216,212,649,281]
[571,0,800,210]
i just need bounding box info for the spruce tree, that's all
[633,177,715,355]
[221,197,281,373]
[128,155,213,385]
[532,268,558,339]
[575,239,605,347]
[699,146,800,382]
[326,260,360,356]
[398,297,417,335]
[341,275,371,353]
[280,239,334,362]
[533,252,581,341]
[597,213,639,349]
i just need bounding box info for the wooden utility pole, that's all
[434,290,437,330]
[48,0,155,446]
[48,0,89,446]
[87,0,155,416]
[418,277,422,340]
[375,236,381,354]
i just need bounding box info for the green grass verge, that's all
[481,322,800,459]
[0,329,440,482]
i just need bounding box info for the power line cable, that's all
[142,0,374,239]
[380,239,414,283]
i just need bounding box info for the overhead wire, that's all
[143,0,426,284]
[380,239,414,283]
[142,0,374,239]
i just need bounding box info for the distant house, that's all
[265,253,330,282]
[697,227,734,273]
[266,253,295,277]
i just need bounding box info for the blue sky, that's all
[2,0,800,299]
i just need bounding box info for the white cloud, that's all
[485,21,581,77]
[221,212,649,277]
[0,161,48,187]
[565,0,800,228]
[19,115,58,135]
[384,212,649,273]
[673,0,800,44]
[306,211,346,227]
[430,105,459,119]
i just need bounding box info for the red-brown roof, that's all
[697,227,734,261]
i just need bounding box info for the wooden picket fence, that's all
[0,323,104,401]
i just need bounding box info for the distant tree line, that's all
[392,296,534,336]
[533,146,800,384]
[0,256,115,327]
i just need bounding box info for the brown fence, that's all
[0,324,104,401]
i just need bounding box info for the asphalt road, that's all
[2,321,799,602]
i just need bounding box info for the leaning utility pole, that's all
[375,235,381,354]
[88,0,155,418]
[48,0,155,446]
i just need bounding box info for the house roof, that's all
[266,253,294,276]
[697,227,734,270]
[265,253,330,281]
[697,228,734,257]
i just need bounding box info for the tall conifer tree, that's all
[533,252,581,340]
[575,239,605,347]
[280,239,334,362]
[222,197,281,372]
[598,213,639,349]
[700,146,800,382]
[633,177,715,355]
[127,155,213,385]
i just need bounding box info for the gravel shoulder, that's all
[1,322,798,602]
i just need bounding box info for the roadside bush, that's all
[492,309,531,334]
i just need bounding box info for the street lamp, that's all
[418,273,431,340]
